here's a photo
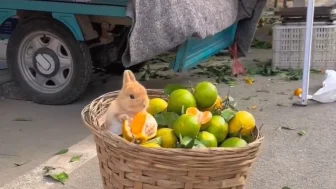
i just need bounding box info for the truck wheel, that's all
[7,18,92,105]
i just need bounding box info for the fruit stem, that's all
[237,127,244,139]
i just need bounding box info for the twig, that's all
[0,153,20,156]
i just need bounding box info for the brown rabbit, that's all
[106,70,149,135]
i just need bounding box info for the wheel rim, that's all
[18,32,73,94]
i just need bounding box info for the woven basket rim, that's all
[81,89,264,153]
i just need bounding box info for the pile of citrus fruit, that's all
[120,81,257,149]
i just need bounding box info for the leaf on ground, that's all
[241,96,251,100]
[256,89,270,93]
[13,118,32,121]
[54,149,69,155]
[277,92,288,95]
[69,155,82,163]
[251,39,272,49]
[43,166,56,174]
[278,127,296,130]
[298,130,306,136]
[46,172,69,185]
[162,112,179,128]
[154,114,168,126]
[243,77,255,85]
[251,105,257,110]
[14,160,30,167]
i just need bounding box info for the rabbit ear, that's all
[122,70,137,86]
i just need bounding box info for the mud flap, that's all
[171,23,237,72]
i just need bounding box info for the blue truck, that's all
[0,0,236,105]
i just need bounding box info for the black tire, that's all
[7,17,92,105]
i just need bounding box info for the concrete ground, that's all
[1,49,335,189]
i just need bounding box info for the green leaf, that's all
[282,187,292,189]
[142,137,162,145]
[69,155,82,163]
[193,139,207,148]
[54,149,68,156]
[154,114,168,126]
[164,84,187,96]
[185,138,196,149]
[221,109,236,122]
[298,130,306,136]
[47,172,69,185]
[180,136,194,148]
[179,134,184,143]
[162,112,179,128]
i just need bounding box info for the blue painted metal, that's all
[0,0,126,17]
[52,13,84,41]
[171,23,237,72]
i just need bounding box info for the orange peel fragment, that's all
[122,111,158,143]
[186,107,212,125]
[293,88,302,97]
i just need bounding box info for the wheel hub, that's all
[33,48,60,77]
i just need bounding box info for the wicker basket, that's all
[81,89,264,189]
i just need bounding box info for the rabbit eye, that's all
[130,94,135,99]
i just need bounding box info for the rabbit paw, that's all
[118,114,130,122]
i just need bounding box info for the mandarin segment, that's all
[122,111,158,143]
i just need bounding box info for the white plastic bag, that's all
[310,70,336,103]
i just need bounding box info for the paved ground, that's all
[1,49,336,189]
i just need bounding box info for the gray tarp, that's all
[122,0,267,67]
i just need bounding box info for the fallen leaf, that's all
[46,172,69,185]
[43,166,56,174]
[277,92,288,95]
[276,103,287,107]
[243,77,255,85]
[13,118,32,121]
[252,105,257,110]
[298,130,306,136]
[278,127,296,130]
[256,89,270,93]
[14,160,30,167]
[69,155,82,163]
[241,96,251,100]
[54,149,69,156]
[0,153,19,157]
